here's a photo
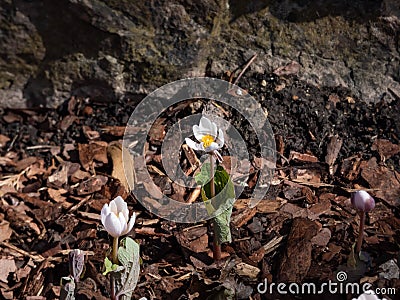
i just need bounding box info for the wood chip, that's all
[182,144,200,169]
[72,175,108,195]
[231,207,257,228]
[339,155,362,181]
[289,151,318,163]
[325,135,343,174]
[234,262,260,279]
[278,218,319,282]
[0,220,12,242]
[360,157,400,207]
[311,228,331,247]
[234,198,282,213]
[371,139,400,161]
[0,258,17,283]
[78,141,108,171]
[262,235,285,255]
[100,126,126,136]
[0,134,10,148]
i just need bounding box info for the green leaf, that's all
[195,163,235,212]
[102,257,119,276]
[195,163,235,244]
[213,207,233,244]
[114,237,141,300]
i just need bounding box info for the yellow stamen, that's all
[201,135,214,148]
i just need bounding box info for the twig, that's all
[233,54,258,85]
[6,132,19,152]
[262,235,285,255]
[187,186,201,203]
[183,224,205,232]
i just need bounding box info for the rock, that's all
[378,259,400,280]
[1,0,400,108]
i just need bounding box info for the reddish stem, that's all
[209,155,221,261]
[111,237,119,300]
[356,211,365,254]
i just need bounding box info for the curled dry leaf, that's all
[107,141,135,192]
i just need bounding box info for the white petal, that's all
[185,138,204,151]
[109,200,118,215]
[210,121,218,137]
[213,150,223,163]
[205,142,221,152]
[114,196,129,221]
[193,125,205,141]
[101,204,110,226]
[104,213,123,238]
[200,117,218,137]
[199,116,212,131]
[124,212,136,235]
[217,128,224,147]
[118,212,128,234]
[113,196,126,211]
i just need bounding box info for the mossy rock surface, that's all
[0,0,399,108]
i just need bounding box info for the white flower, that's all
[352,291,381,300]
[101,196,136,238]
[185,116,224,162]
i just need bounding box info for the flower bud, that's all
[351,190,375,212]
[101,196,136,238]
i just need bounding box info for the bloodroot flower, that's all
[185,116,224,162]
[101,196,136,238]
[351,190,375,212]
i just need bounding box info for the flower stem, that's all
[111,237,119,300]
[112,237,119,264]
[209,154,221,261]
[356,211,365,254]
[210,154,215,198]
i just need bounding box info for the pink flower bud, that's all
[351,191,375,212]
